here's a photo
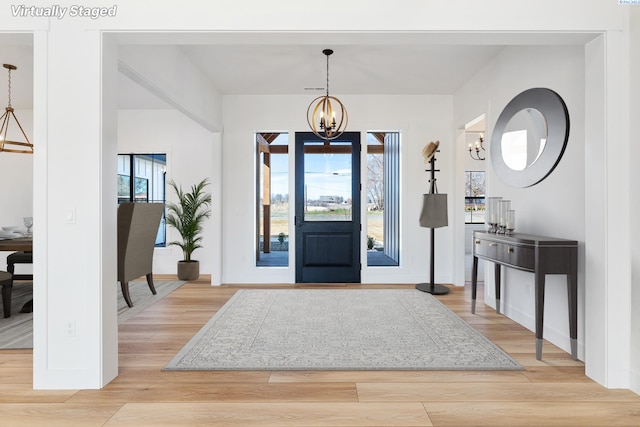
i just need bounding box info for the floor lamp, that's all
[416,141,450,295]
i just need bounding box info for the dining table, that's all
[0,236,32,252]
[0,236,33,316]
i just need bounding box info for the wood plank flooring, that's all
[1,277,639,426]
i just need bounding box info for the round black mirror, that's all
[490,88,569,187]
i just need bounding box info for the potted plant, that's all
[367,235,375,250]
[166,178,212,281]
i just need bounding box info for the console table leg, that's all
[536,338,543,360]
[568,271,578,360]
[495,263,501,315]
[471,256,478,314]
[535,272,545,360]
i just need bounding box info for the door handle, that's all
[294,216,302,227]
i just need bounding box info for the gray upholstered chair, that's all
[117,202,164,307]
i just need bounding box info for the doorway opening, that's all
[295,132,361,283]
[463,115,487,282]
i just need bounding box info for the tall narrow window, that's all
[118,153,167,246]
[367,132,400,266]
[256,133,289,266]
[464,171,485,224]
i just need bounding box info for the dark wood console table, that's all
[471,231,578,360]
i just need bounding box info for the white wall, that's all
[629,7,640,395]
[454,45,586,358]
[117,109,217,276]
[0,108,219,279]
[221,94,454,284]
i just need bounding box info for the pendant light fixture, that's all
[306,49,348,141]
[0,64,33,154]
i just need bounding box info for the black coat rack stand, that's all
[416,155,450,295]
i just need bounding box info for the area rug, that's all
[165,289,523,371]
[0,280,185,349]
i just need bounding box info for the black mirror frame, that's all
[490,88,570,188]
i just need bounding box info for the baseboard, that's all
[484,295,582,360]
[630,368,640,395]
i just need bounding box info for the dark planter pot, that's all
[177,260,200,281]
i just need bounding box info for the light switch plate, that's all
[65,208,76,224]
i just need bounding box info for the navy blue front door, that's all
[295,132,361,283]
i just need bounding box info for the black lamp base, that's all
[416,282,450,295]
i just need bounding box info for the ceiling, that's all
[1,32,597,110]
[179,44,505,95]
[117,43,506,110]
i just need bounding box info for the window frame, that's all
[464,170,485,225]
[117,153,167,247]
[255,133,290,267]
[366,131,400,267]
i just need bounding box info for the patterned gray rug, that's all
[0,280,185,349]
[165,289,523,371]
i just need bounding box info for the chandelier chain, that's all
[326,54,330,96]
[6,67,11,108]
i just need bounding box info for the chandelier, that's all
[468,135,485,161]
[306,49,348,141]
[0,64,33,154]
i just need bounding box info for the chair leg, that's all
[146,273,157,295]
[2,282,13,318]
[20,299,32,313]
[121,281,133,307]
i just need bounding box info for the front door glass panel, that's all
[303,141,352,222]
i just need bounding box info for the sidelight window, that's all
[366,132,400,267]
[256,133,289,267]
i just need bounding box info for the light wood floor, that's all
[1,277,639,426]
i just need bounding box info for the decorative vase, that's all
[177,260,200,281]
[497,200,511,234]
[486,196,502,233]
[506,210,516,235]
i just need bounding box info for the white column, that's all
[584,32,631,388]
[630,8,640,395]
[32,28,118,389]
[211,131,223,285]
